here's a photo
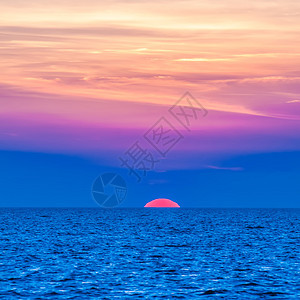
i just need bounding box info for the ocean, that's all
[0,208,299,299]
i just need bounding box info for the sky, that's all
[0,0,299,207]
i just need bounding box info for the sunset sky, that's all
[0,0,299,207]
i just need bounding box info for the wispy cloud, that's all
[175,58,232,62]
[207,166,244,171]
[286,100,300,103]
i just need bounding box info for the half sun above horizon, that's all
[144,198,180,208]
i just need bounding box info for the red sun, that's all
[144,198,180,208]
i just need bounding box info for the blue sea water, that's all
[0,208,299,299]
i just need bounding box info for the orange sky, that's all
[1,0,300,118]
